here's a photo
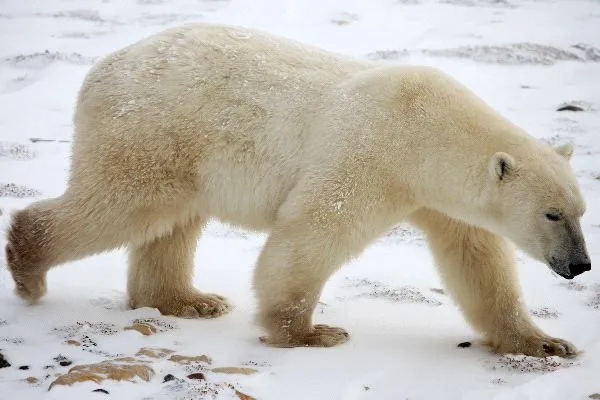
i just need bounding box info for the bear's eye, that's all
[545,212,562,222]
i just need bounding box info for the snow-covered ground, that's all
[1,0,599,399]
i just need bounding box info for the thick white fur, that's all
[5,23,589,356]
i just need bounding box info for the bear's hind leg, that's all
[5,196,132,304]
[127,216,230,318]
[409,208,578,358]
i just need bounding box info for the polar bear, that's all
[5,23,591,357]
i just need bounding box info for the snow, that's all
[1,0,599,399]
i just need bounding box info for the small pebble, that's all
[19,365,29,370]
[187,372,205,380]
[93,388,109,394]
[59,361,72,367]
[163,374,176,383]
[457,342,472,348]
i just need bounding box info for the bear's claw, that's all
[131,291,230,319]
[489,333,579,358]
[260,324,350,348]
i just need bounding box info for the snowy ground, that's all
[1,0,600,399]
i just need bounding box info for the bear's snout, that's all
[568,262,591,278]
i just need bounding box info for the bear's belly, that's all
[197,158,299,231]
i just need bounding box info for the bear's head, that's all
[483,143,591,279]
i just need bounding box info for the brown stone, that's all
[113,357,150,363]
[49,360,154,390]
[25,377,38,384]
[236,391,257,400]
[124,322,156,336]
[168,354,211,365]
[66,340,80,346]
[211,367,258,375]
[136,347,174,359]
[589,394,600,399]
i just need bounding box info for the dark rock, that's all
[19,365,29,370]
[93,388,109,394]
[557,105,584,112]
[0,353,10,368]
[163,374,176,383]
[457,341,472,348]
[187,372,205,380]
[59,361,72,367]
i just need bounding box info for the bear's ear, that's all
[554,143,574,161]
[488,152,515,181]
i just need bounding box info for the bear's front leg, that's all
[409,208,579,358]
[253,177,402,347]
[252,219,351,348]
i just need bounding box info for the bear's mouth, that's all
[555,271,574,280]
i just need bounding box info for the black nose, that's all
[569,263,591,277]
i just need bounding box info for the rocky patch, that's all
[49,358,154,390]
[0,352,10,368]
[366,43,600,65]
[4,50,97,69]
[0,183,41,198]
[559,281,587,292]
[530,307,560,319]
[343,278,443,306]
[484,354,578,374]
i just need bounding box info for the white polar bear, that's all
[5,23,591,357]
